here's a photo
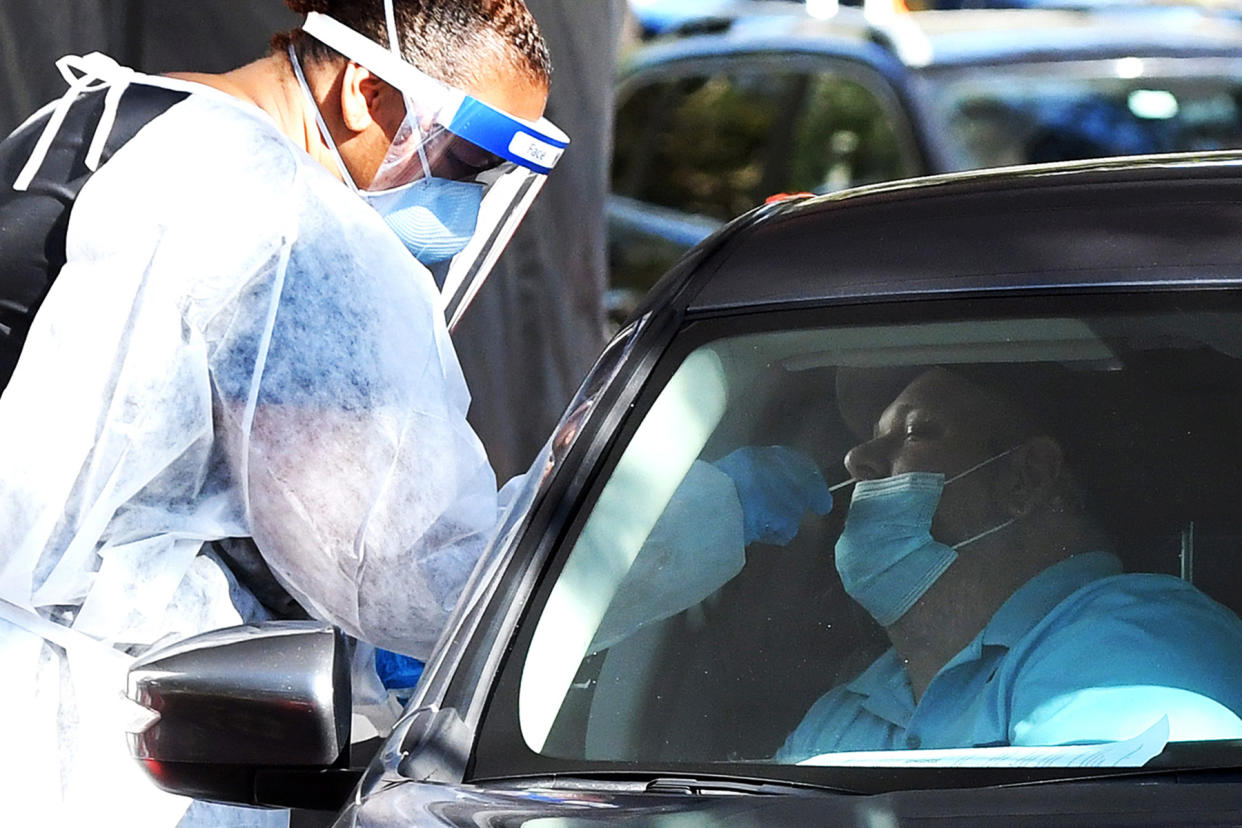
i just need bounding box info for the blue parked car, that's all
[627,0,806,37]
[608,4,1242,318]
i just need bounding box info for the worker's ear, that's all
[338,62,393,134]
[995,436,1063,518]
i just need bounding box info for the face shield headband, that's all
[297,9,570,329]
[300,11,567,184]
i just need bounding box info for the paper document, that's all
[797,716,1170,768]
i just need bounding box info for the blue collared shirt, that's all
[778,552,1242,760]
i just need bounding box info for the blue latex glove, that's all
[713,445,834,546]
[375,648,425,692]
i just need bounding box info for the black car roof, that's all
[648,152,1242,316]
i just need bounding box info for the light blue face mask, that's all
[363,179,483,264]
[834,448,1017,627]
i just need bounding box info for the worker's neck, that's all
[165,54,338,176]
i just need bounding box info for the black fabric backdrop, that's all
[0,0,618,482]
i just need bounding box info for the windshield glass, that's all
[914,57,1242,171]
[504,302,1242,778]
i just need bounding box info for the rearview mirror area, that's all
[126,621,356,810]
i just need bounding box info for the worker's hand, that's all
[712,445,834,546]
[375,647,425,692]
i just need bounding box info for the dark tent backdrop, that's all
[0,0,619,483]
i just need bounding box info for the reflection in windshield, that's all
[916,59,1242,170]
[520,310,1242,770]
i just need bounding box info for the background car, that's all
[129,150,1242,825]
[627,0,809,37]
[607,3,1242,320]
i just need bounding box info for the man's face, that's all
[842,368,1015,546]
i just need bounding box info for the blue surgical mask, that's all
[834,449,1017,627]
[363,179,483,264]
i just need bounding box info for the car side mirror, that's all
[126,621,358,811]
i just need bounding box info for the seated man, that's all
[779,365,1242,759]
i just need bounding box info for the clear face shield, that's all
[296,10,569,330]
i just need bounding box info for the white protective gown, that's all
[0,57,498,824]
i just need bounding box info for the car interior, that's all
[523,305,1242,765]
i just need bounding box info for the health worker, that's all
[0,0,567,825]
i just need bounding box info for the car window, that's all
[789,71,914,193]
[613,69,804,222]
[608,59,917,326]
[614,63,915,219]
[500,302,1242,775]
[916,58,1242,171]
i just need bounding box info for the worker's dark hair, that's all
[274,0,551,91]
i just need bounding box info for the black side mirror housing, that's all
[127,621,358,811]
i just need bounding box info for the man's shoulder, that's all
[1007,571,1242,744]
[125,85,301,173]
[1050,570,1237,630]
[78,83,310,234]
[96,83,417,262]
[106,82,382,223]
[1011,568,1242,683]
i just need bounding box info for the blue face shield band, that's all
[363,178,484,263]
[834,448,1018,627]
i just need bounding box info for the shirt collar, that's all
[980,550,1123,648]
[845,648,916,726]
[838,551,1123,728]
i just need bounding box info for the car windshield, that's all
[492,299,1242,784]
[914,57,1242,170]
